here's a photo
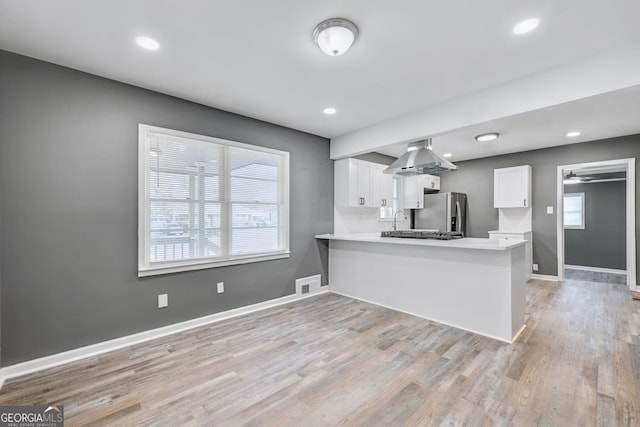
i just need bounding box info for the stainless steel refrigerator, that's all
[413,192,467,235]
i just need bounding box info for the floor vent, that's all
[296,274,322,296]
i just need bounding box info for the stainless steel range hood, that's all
[384,139,458,176]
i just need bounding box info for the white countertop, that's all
[316,232,527,251]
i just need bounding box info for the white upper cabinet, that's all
[494,165,532,208]
[401,174,440,209]
[335,158,392,208]
[371,163,394,208]
[334,158,370,207]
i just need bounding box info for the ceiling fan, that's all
[564,169,626,184]
[564,170,582,181]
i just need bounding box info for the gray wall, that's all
[564,181,626,270]
[438,135,639,279]
[354,152,396,165]
[0,51,334,366]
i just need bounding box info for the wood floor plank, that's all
[1,277,639,426]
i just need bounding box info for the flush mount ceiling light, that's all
[442,153,453,158]
[513,18,540,35]
[323,107,337,115]
[136,36,159,51]
[566,131,581,138]
[475,132,500,142]
[313,18,359,56]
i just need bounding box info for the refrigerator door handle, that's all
[455,200,463,236]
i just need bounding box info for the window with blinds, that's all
[138,124,290,276]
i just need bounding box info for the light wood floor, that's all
[1,278,639,426]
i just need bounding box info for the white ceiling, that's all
[1,1,640,160]
[377,84,640,161]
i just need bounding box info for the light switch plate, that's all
[158,294,168,308]
[546,206,554,214]
[217,282,224,293]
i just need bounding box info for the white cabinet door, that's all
[401,174,441,209]
[356,161,372,206]
[335,158,362,207]
[369,163,382,208]
[370,163,394,208]
[422,174,441,192]
[402,175,422,209]
[380,172,394,208]
[494,165,531,208]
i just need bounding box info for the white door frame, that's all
[556,158,636,290]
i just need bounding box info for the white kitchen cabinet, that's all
[489,230,533,280]
[494,165,531,208]
[401,174,441,209]
[423,174,440,192]
[334,158,370,207]
[335,158,393,208]
[371,163,394,208]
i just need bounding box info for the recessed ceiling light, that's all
[323,107,337,115]
[442,153,453,158]
[475,132,500,142]
[566,131,581,138]
[136,36,159,51]
[513,18,540,35]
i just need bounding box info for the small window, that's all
[564,192,585,229]
[138,124,290,276]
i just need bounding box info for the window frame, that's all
[138,124,290,277]
[563,192,585,230]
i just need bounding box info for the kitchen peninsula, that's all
[316,232,528,343]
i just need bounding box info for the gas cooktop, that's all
[380,230,464,240]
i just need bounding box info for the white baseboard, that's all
[0,289,328,389]
[531,274,560,281]
[564,264,627,275]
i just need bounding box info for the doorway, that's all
[556,158,636,291]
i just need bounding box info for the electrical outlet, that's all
[158,294,168,308]
[532,264,539,271]
[217,282,224,294]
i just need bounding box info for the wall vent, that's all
[295,274,322,296]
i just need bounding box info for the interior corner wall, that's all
[0,50,334,366]
[438,135,640,279]
[564,181,626,270]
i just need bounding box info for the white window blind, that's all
[563,192,585,229]
[138,124,290,276]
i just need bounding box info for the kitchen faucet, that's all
[392,210,408,231]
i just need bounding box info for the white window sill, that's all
[138,251,291,277]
